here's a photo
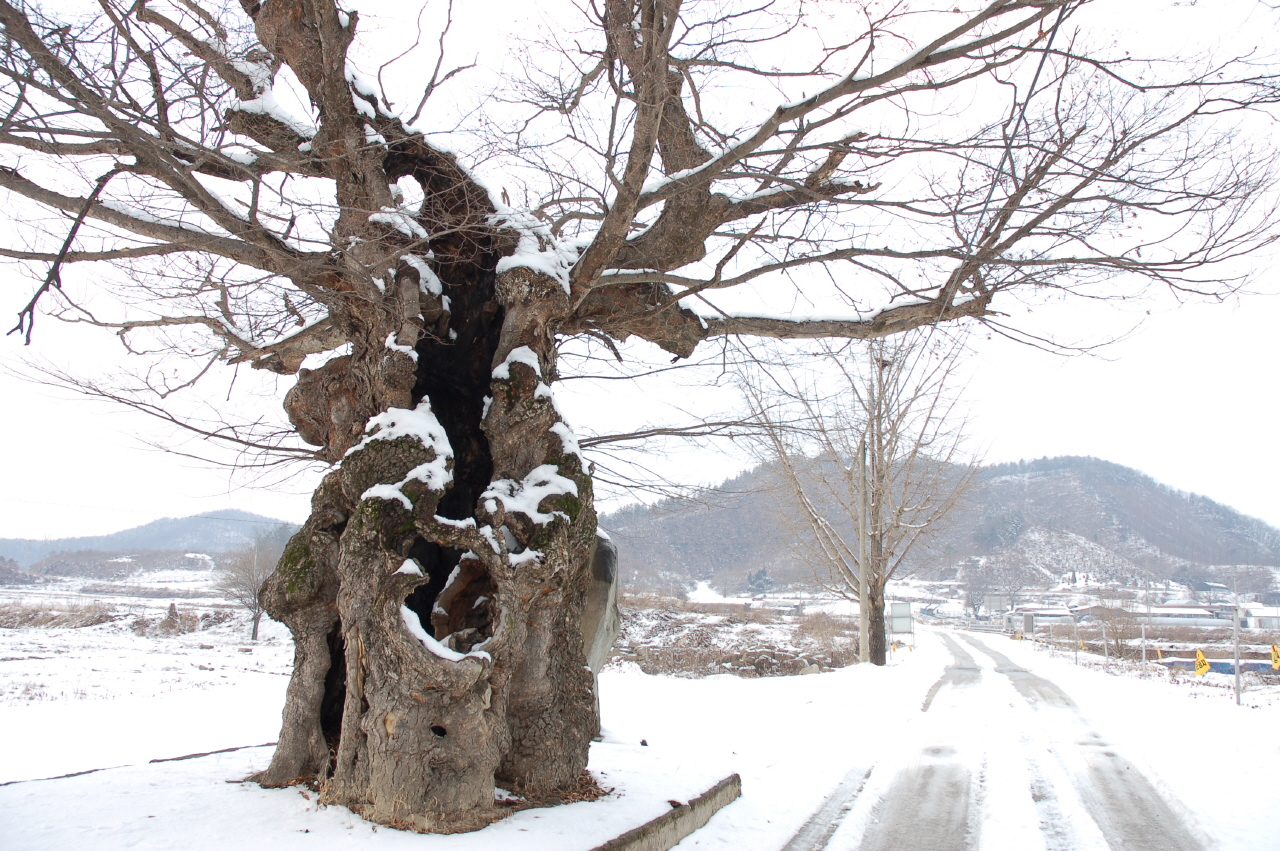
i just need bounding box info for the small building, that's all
[1145,605,1224,627]
[1191,581,1231,602]
[1071,604,1223,628]
[1002,606,1074,633]
[1241,606,1280,630]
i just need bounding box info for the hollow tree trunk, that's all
[252,146,600,830]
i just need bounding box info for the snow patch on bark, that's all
[550,422,586,465]
[508,548,543,566]
[443,565,461,589]
[369,205,429,239]
[300,342,352,371]
[349,400,454,506]
[492,345,541,380]
[99,199,217,233]
[401,254,441,295]
[234,85,317,139]
[384,332,418,362]
[222,148,259,166]
[349,400,451,463]
[479,526,501,554]
[399,605,491,662]
[362,484,412,510]
[482,465,579,526]
[489,206,576,294]
[395,559,424,576]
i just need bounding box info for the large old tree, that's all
[0,0,1274,831]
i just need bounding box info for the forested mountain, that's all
[602,456,1280,595]
[0,510,295,568]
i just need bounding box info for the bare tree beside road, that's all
[743,333,978,665]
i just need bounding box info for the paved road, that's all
[781,632,1203,851]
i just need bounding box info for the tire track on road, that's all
[776,766,873,851]
[778,629,977,849]
[920,634,981,712]
[959,634,1203,851]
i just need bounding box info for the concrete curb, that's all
[590,773,742,851]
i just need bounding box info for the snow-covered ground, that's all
[1,583,1276,850]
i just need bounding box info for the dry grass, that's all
[794,610,860,667]
[0,600,118,629]
[131,604,230,636]
[618,592,780,624]
[629,646,735,677]
[1039,622,1280,661]
[613,604,857,677]
[516,769,611,807]
[80,584,209,599]
[794,610,853,641]
[618,591,682,611]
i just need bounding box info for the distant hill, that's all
[0,510,297,568]
[944,457,1280,589]
[601,468,797,595]
[602,456,1280,595]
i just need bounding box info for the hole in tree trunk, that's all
[430,725,447,738]
[320,623,347,773]
[429,553,495,652]
[402,536,461,636]
[401,540,496,653]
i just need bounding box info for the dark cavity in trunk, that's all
[320,623,347,773]
[399,259,504,646]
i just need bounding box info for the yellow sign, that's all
[1079,639,1086,651]
[1271,645,1279,671]
[1156,647,1163,662]
[1194,649,1210,677]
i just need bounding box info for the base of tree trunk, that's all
[868,595,887,666]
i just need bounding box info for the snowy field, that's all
[0,583,1277,850]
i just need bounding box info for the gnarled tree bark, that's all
[251,169,601,828]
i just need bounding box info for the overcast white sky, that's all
[2,267,1276,541]
[1,0,1278,541]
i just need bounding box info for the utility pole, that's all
[1233,573,1242,706]
[858,437,870,664]
[1142,576,1150,666]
